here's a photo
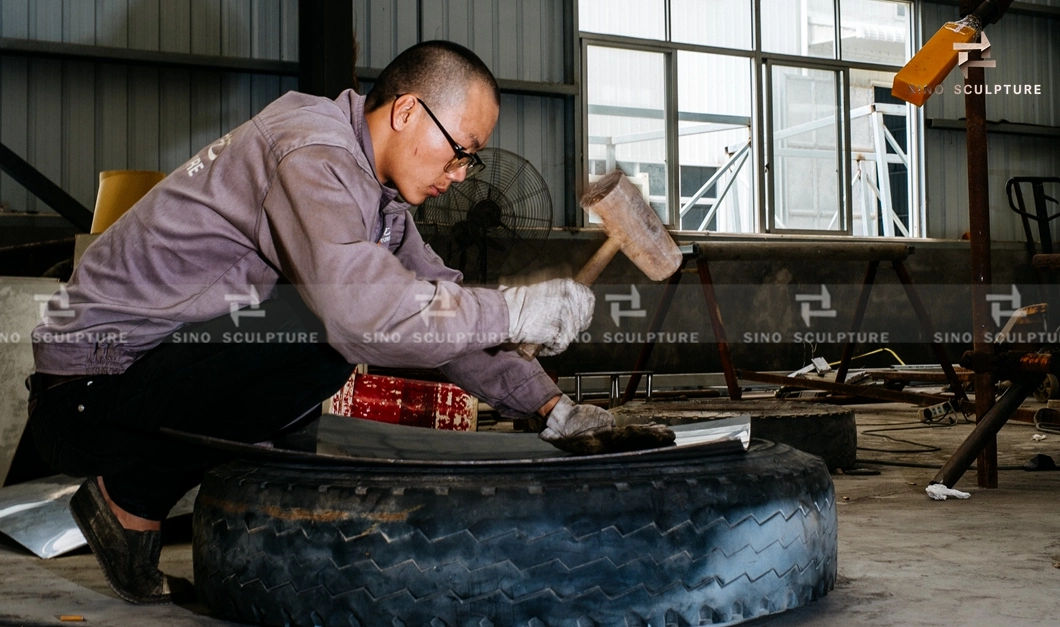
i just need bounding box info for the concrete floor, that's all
[2,399,1059,627]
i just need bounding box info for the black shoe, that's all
[69,478,175,604]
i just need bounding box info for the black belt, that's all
[27,372,89,396]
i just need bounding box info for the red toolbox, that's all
[327,372,478,431]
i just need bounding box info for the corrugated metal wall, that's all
[355,0,566,83]
[0,0,299,57]
[4,0,1056,240]
[0,0,299,215]
[921,0,1060,240]
[1,0,570,228]
[353,0,571,225]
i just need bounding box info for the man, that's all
[27,41,621,605]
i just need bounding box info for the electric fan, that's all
[414,148,552,284]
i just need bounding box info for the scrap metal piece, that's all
[162,412,751,468]
[0,475,196,559]
[993,303,1047,349]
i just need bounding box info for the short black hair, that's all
[365,40,500,113]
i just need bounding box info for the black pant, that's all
[28,293,355,520]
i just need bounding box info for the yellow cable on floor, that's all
[828,348,906,367]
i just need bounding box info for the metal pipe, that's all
[697,259,741,400]
[622,265,685,404]
[961,0,1016,25]
[680,142,750,218]
[835,261,879,384]
[691,241,911,262]
[893,260,969,402]
[931,379,1036,488]
[695,149,751,231]
[965,59,998,488]
[0,143,93,231]
[737,370,953,406]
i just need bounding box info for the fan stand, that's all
[454,198,505,283]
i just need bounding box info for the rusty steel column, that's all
[965,61,998,488]
[892,260,969,402]
[622,265,685,404]
[697,259,742,400]
[835,261,879,384]
[932,379,1035,488]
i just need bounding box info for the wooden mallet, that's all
[517,170,683,359]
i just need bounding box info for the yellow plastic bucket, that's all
[90,170,166,234]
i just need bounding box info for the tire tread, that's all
[194,442,836,627]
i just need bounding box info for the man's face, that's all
[389,83,499,206]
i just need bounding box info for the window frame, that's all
[576,0,923,238]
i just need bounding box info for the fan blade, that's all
[498,159,531,197]
[449,183,479,206]
[484,236,508,253]
[494,187,552,223]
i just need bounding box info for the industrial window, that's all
[579,0,918,237]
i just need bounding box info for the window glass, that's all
[849,68,913,236]
[761,0,837,59]
[677,52,754,232]
[578,0,920,236]
[671,0,752,51]
[579,0,666,41]
[771,65,842,231]
[840,0,911,65]
[586,46,670,224]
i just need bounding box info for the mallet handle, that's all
[574,236,622,285]
[515,236,622,360]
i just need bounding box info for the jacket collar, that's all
[344,90,405,212]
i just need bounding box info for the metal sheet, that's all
[0,475,82,559]
[0,475,197,559]
[161,412,751,469]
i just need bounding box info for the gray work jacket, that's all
[32,90,559,417]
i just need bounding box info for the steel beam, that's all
[299,0,355,99]
[0,143,92,232]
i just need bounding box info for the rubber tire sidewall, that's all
[193,440,837,627]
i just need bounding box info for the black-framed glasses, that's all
[415,98,485,176]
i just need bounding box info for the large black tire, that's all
[612,399,857,471]
[193,439,836,627]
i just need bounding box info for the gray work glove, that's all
[501,279,594,356]
[539,395,676,455]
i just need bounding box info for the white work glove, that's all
[539,395,616,452]
[501,279,594,356]
[539,395,677,456]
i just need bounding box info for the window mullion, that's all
[834,0,843,61]
[666,49,680,227]
[754,0,766,232]
[841,66,853,234]
[764,59,776,232]
[664,0,671,43]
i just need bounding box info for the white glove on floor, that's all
[501,279,595,356]
[539,395,615,448]
[925,484,971,501]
